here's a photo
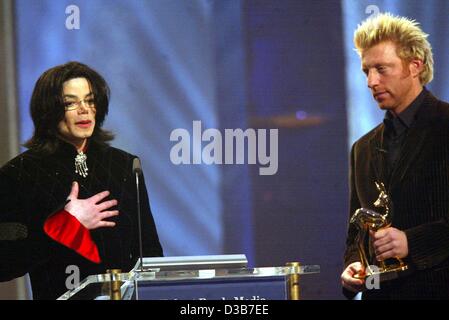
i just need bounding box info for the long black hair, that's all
[24,61,114,153]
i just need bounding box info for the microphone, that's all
[133,157,144,272]
[0,222,28,241]
[132,157,142,175]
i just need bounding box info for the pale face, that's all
[58,78,96,151]
[361,41,423,115]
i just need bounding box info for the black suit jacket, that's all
[0,139,163,299]
[344,91,449,299]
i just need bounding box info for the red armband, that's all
[43,210,101,264]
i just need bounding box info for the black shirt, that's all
[382,88,427,176]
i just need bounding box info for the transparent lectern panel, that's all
[57,255,319,300]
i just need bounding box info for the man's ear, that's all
[409,59,424,78]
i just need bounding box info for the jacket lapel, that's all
[368,125,389,187]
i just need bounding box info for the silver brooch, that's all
[75,151,88,177]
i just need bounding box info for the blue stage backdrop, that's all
[244,0,348,300]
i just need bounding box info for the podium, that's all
[57,255,320,300]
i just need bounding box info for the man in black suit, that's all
[341,13,449,299]
[0,62,163,299]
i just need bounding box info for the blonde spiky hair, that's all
[354,12,434,85]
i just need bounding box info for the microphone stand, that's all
[133,158,144,272]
